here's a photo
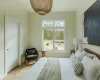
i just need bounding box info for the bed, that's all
[23,48,100,80]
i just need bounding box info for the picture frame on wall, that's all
[83,0,100,46]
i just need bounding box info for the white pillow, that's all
[97,72,100,80]
[82,56,100,80]
[75,50,82,57]
[93,55,99,61]
[75,50,88,61]
[96,70,100,80]
[70,53,76,60]
[87,54,95,59]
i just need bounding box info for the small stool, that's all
[41,51,46,57]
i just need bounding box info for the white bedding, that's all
[23,58,85,80]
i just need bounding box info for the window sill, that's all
[46,50,65,53]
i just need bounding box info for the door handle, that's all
[7,49,10,51]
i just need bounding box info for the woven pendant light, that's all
[30,0,53,15]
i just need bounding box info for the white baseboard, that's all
[0,74,7,80]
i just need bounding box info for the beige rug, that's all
[5,61,36,80]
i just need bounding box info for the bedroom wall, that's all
[29,12,76,58]
[0,0,29,78]
[76,0,100,54]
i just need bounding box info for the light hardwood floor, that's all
[4,61,36,80]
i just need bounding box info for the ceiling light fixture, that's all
[30,0,53,15]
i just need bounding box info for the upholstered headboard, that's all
[84,48,100,59]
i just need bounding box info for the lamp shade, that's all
[73,38,77,44]
[30,0,53,15]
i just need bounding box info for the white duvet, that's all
[23,58,85,80]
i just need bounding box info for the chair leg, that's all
[25,60,28,66]
[36,58,38,61]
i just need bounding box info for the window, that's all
[42,20,65,51]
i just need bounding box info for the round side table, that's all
[41,51,46,57]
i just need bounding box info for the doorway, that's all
[4,15,20,73]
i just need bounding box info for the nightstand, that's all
[41,51,46,57]
[70,50,75,55]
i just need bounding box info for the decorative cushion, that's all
[75,50,82,57]
[75,50,88,61]
[96,70,100,80]
[82,56,100,80]
[97,73,100,80]
[93,55,99,61]
[72,58,83,76]
[70,53,76,60]
[87,54,95,59]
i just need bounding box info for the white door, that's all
[5,16,19,73]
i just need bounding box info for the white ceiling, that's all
[16,0,82,12]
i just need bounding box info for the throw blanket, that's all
[37,58,61,80]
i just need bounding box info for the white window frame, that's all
[42,20,65,51]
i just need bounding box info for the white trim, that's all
[42,20,65,27]
[4,15,21,74]
[53,29,55,50]
[18,23,21,65]
[46,50,65,53]
[42,30,44,50]
[0,74,7,80]
[42,20,65,51]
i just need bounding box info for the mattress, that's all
[23,58,85,80]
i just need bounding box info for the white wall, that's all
[0,0,29,77]
[76,0,100,54]
[29,12,76,58]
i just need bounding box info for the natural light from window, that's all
[42,20,65,51]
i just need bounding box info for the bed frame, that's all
[84,48,100,59]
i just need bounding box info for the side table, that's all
[41,51,46,57]
[70,50,75,55]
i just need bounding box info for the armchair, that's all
[25,48,38,65]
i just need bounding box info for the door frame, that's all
[4,15,21,74]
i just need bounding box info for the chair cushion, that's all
[26,55,37,58]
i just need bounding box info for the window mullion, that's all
[53,28,55,51]
[42,30,44,50]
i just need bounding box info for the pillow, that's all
[75,50,88,61]
[87,54,95,59]
[75,50,82,57]
[93,55,99,61]
[97,72,100,80]
[96,70,100,80]
[70,53,76,60]
[82,56,100,80]
[72,58,83,76]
